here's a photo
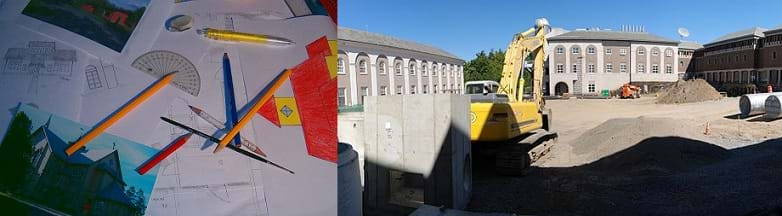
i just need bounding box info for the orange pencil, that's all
[66,72,178,156]
[214,69,292,153]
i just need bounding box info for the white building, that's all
[546,30,682,96]
[337,27,465,107]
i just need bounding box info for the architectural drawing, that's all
[146,99,270,216]
[85,59,120,91]
[2,41,77,95]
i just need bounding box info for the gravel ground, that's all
[467,97,782,215]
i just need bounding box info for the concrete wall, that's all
[338,94,472,213]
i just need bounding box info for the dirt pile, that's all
[656,79,722,104]
[570,117,728,174]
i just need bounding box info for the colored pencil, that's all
[188,105,267,156]
[136,133,193,175]
[160,117,294,174]
[66,72,177,156]
[214,69,292,153]
[222,53,242,147]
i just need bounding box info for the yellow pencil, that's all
[214,69,292,153]
[65,72,178,156]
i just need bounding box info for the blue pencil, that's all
[222,53,241,147]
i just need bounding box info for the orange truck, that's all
[620,83,641,99]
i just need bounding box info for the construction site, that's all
[336,17,782,216]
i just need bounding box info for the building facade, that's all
[693,26,782,92]
[546,30,682,96]
[337,27,465,107]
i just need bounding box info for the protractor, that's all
[131,50,201,97]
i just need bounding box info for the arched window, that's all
[421,63,428,76]
[441,66,446,76]
[432,64,438,76]
[409,62,416,75]
[378,61,386,75]
[337,58,345,74]
[395,62,402,75]
[358,60,368,74]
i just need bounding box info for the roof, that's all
[338,27,462,61]
[54,50,77,61]
[765,25,782,35]
[705,27,767,47]
[548,30,678,44]
[4,48,28,60]
[678,41,703,50]
[40,126,124,184]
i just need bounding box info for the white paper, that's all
[0,21,87,139]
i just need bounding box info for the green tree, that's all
[125,186,146,215]
[464,49,506,82]
[0,112,33,193]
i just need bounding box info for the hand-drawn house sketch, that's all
[2,41,77,94]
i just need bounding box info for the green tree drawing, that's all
[464,49,506,82]
[125,186,146,216]
[0,112,33,193]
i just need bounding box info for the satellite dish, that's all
[677,27,690,39]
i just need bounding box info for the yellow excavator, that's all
[467,18,557,176]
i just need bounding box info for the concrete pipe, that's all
[765,95,782,120]
[739,93,782,117]
[338,142,362,216]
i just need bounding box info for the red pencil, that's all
[136,133,193,175]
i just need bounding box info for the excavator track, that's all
[494,129,557,176]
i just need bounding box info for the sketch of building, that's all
[84,59,120,91]
[3,41,76,76]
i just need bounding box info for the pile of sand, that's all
[570,117,729,174]
[656,79,722,104]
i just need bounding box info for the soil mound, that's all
[571,117,728,174]
[656,79,721,104]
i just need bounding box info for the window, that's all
[359,87,369,104]
[434,85,438,93]
[396,85,403,94]
[556,64,564,73]
[337,58,345,74]
[409,62,416,75]
[442,84,446,92]
[665,49,673,57]
[774,52,778,59]
[605,64,613,73]
[395,62,402,75]
[587,47,595,54]
[638,49,645,55]
[652,64,659,73]
[441,66,446,76]
[422,64,428,76]
[410,85,416,94]
[378,61,386,75]
[637,64,645,73]
[423,85,428,94]
[620,63,627,73]
[620,48,627,56]
[556,47,564,54]
[606,48,612,55]
[572,47,580,54]
[450,66,455,76]
[680,61,684,66]
[432,65,438,76]
[665,64,673,74]
[744,55,748,61]
[588,82,596,93]
[380,86,388,96]
[358,60,368,74]
[588,64,595,73]
[652,49,659,56]
[338,88,347,106]
[572,64,579,73]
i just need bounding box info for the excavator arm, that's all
[498,19,549,107]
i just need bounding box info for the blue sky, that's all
[339,0,782,60]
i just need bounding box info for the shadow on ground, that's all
[468,136,782,216]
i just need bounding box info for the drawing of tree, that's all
[125,186,146,215]
[0,112,33,193]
